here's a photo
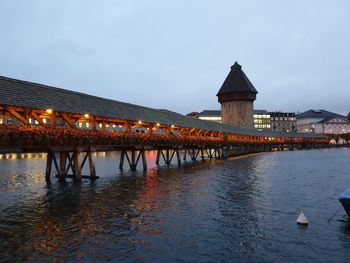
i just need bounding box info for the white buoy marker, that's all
[297,210,309,225]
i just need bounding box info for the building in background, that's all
[297,109,350,134]
[195,110,222,123]
[253,110,271,131]
[193,109,272,131]
[270,112,296,132]
[216,62,258,129]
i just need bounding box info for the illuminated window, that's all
[79,122,83,128]
[267,124,271,128]
[86,123,90,128]
[0,118,2,124]
[99,123,102,128]
[43,118,47,124]
[198,116,222,121]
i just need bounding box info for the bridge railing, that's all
[0,124,329,151]
[0,104,330,151]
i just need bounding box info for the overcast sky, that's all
[1,1,349,115]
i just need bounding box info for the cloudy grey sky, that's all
[1,0,349,115]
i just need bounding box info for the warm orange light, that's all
[46,109,53,114]
[138,120,142,124]
[171,125,175,128]
[156,123,160,126]
[84,114,90,118]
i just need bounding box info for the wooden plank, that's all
[4,106,29,126]
[91,116,96,130]
[60,113,76,129]
[50,112,56,128]
[80,152,88,170]
[30,111,47,127]
[52,153,59,173]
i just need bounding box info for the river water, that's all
[0,148,350,262]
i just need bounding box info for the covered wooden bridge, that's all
[0,76,328,182]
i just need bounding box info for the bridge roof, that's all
[0,75,324,138]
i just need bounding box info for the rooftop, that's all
[0,75,323,138]
[253,110,269,114]
[297,109,343,119]
[216,62,258,96]
[198,110,221,117]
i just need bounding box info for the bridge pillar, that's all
[156,149,179,166]
[45,152,53,183]
[119,149,147,171]
[58,152,67,181]
[176,149,181,165]
[88,151,97,178]
[141,150,147,171]
[73,151,82,181]
[155,150,160,165]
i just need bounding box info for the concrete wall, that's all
[221,101,254,129]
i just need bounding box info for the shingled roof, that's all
[0,75,323,138]
[216,62,258,96]
[198,110,221,117]
[297,109,343,119]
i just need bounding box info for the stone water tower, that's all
[216,62,258,129]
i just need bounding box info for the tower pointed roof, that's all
[216,62,258,96]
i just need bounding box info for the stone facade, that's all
[216,62,257,129]
[221,101,254,129]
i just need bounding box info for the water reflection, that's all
[1,149,350,262]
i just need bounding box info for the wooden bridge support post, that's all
[73,151,82,181]
[119,150,125,170]
[45,152,54,182]
[58,152,67,181]
[156,150,160,165]
[141,150,147,171]
[166,149,170,164]
[208,148,213,159]
[88,151,97,179]
[176,149,181,165]
[200,147,205,161]
[131,150,136,170]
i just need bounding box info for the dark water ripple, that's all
[1,149,350,262]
